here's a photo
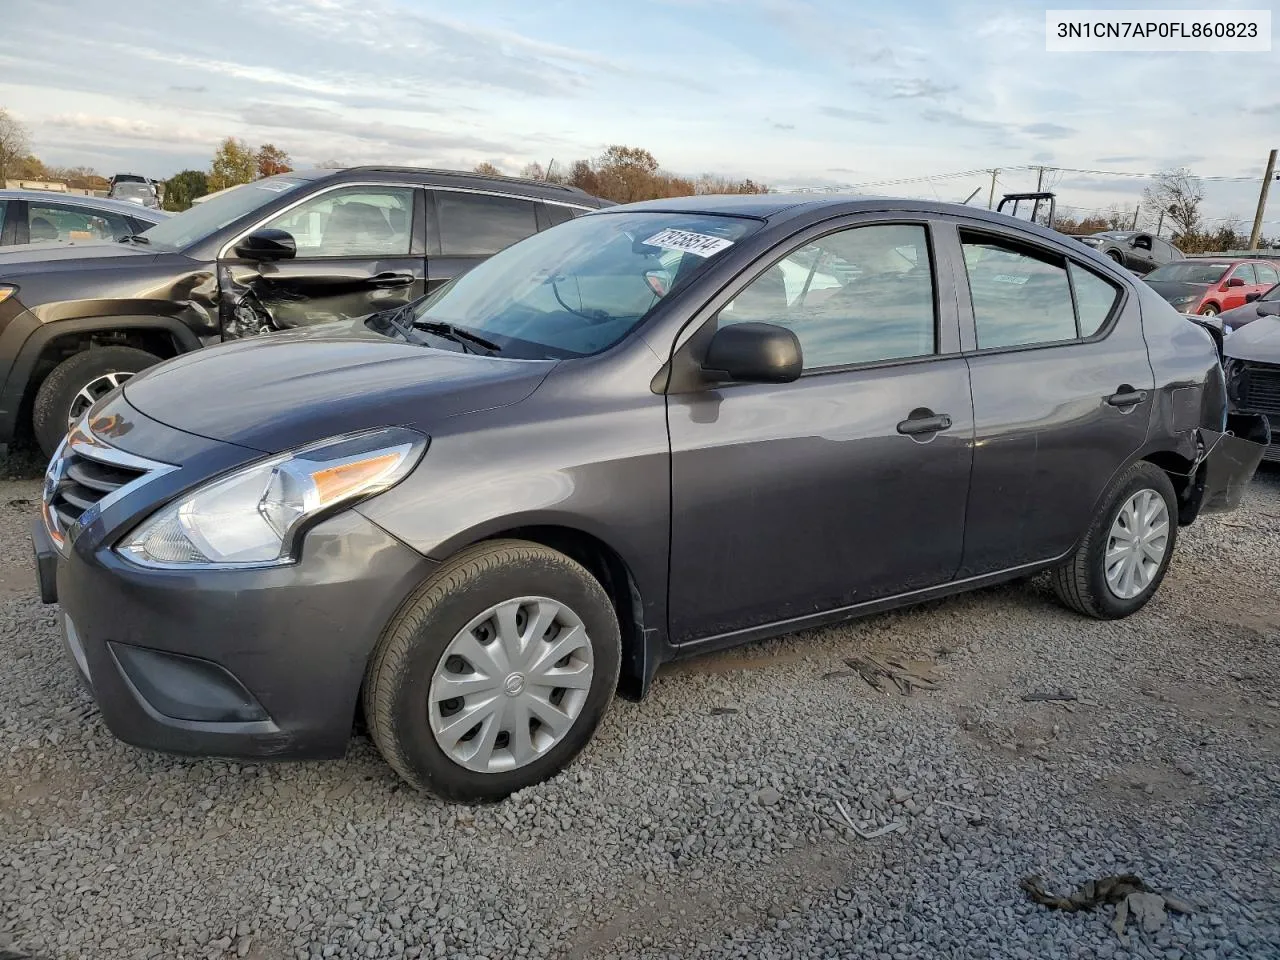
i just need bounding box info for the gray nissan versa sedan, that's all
[32,195,1267,802]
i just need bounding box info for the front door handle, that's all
[370,272,415,288]
[897,413,953,436]
[1105,388,1148,407]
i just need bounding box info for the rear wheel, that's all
[1051,462,1177,619]
[363,539,621,802]
[32,346,161,456]
[1106,250,1124,265]
[1199,304,1220,317]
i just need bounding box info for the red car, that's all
[1144,257,1280,316]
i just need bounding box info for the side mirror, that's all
[701,322,802,385]
[234,228,296,261]
[1226,277,1246,288]
[1245,292,1262,303]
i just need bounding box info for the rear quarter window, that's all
[1069,262,1120,337]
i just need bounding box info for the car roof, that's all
[590,193,1081,237]
[0,190,170,220]
[309,166,610,207]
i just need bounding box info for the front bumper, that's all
[34,507,436,760]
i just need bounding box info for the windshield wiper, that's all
[411,319,501,354]
[118,234,151,245]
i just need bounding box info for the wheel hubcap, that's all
[1104,488,1170,600]
[428,597,594,774]
[67,371,134,427]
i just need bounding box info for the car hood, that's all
[1224,314,1280,364]
[0,240,157,275]
[1220,300,1279,328]
[122,324,558,452]
[1145,280,1209,302]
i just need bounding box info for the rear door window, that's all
[961,235,1077,348]
[1256,262,1279,286]
[436,191,538,256]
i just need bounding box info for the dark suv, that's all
[33,196,1265,803]
[0,167,608,455]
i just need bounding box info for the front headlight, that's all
[119,427,426,568]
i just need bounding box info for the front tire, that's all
[1051,462,1177,619]
[363,539,621,803]
[32,346,161,456]
[1199,304,1220,317]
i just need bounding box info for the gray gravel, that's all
[2,466,1279,960]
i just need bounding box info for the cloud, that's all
[920,107,1005,133]
[1022,122,1075,140]
[820,106,885,124]
[1096,155,1146,164]
[168,84,208,94]
[240,103,518,155]
[1252,103,1280,114]
[886,78,954,100]
[45,113,213,146]
[768,119,796,130]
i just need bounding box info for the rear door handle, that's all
[897,413,953,436]
[370,272,415,288]
[1106,389,1148,407]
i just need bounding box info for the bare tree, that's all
[472,161,504,176]
[1143,167,1204,238]
[0,107,30,183]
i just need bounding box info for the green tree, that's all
[208,137,257,191]
[256,143,292,178]
[164,169,209,212]
[0,108,31,183]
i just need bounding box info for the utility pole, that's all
[1248,148,1277,251]
[1131,204,1141,230]
[987,169,999,209]
[1156,209,1165,237]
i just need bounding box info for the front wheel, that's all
[363,539,621,802]
[1199,304,1220,317]
[1051,461,1178,619]
[32,346,161,456]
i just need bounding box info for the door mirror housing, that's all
[1226,276,1246,288]
[234,228,297,261]
[1245,292,1262,303]
[701,322,802,385]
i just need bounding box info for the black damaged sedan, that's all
[33,195,1267,802]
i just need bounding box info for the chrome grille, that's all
[42,423,174,550]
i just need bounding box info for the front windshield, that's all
[1146,261,1230,284]
[408,211,761,358]
[139,176,305,250]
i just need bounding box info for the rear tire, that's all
[1106,250,1124,265]
[363,539,621,803]
[1199,304,1219,317]
[1051,462,1178,620]
[32,346,161,456]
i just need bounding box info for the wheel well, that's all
[486,525,646,694]
[15,328,185,442]
[1142,451,1201,524]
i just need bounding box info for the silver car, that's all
[0,189,169,249]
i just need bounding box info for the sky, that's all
[2,0,1278,231]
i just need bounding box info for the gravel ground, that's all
[2,463,1278,960]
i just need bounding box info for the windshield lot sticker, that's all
[992,274,1030,284]
[642,228,735,258]
[254,180,301,193]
